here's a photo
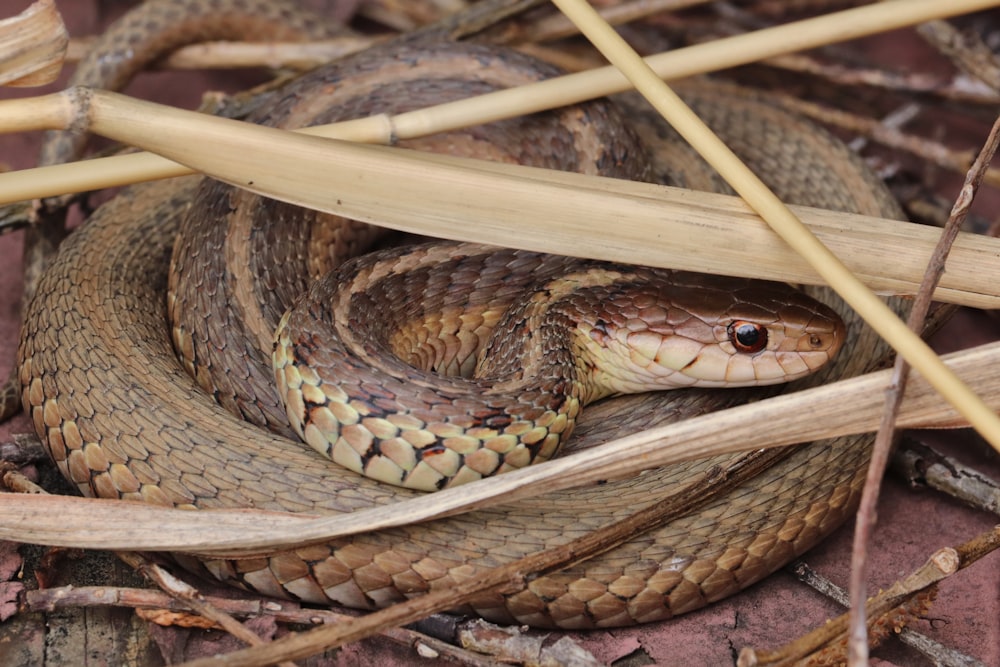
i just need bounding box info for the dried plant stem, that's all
[742,552,954,666]
[919,20,1000,92]
[892,440,1000,516]
[847,110,1000,666]
[26,586,501,667]
[788,561,987,667]
[0,0,996,203]
[168,452,779,667]
[0,433,47,465]
[4,91,1000,309]
[764,53,1000,105]
[742,525,1000,666]
[118,554,298,667]
[551,0,1000,463]
[0,0,67,87]
[4,334,1000,558]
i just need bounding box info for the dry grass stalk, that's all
[4,91,1000,308]
[0,0,67,87]
[549,0,1000,454]
[842,32,1000,667]
[0,0,994,202]
[745,524,1000,665]
[4,335,1000,556]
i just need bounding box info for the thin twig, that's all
[741,520,1000,665]
[785,561,987,667]
[127,555,299,667]
[739,549,955,666]
[764,52,1000,105]
[25,584,504,666]
[847,111,1000,666]
[168,452,783,666]
[891,439,1000,516]
[919,20,1000,92]
[455,619,602,666]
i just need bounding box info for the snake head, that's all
[570,269,846,399]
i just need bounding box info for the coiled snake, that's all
[16,0,908,628]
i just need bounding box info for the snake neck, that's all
[474,271,620,406]
[475,264,848,402]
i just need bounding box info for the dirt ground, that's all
[0,1,998,665]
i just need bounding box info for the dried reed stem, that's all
[3,337,1000,556]
[549,0,1000,455]
[0,0,996,200]
[847,104,1000,667]
[0,0,67,87]
[3,91,1000,308]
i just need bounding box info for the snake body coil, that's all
[18,1,908,628]
[272,242,844,491]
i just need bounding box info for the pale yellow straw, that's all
[0,0,66,87]
[549,0,1000,452]
[1,0,997,200]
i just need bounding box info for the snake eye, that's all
[728,321,768,353]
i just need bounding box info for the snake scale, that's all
[16,0,908,628]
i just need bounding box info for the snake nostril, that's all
[809,334,823,348]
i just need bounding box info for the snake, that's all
[15,0,909,628]
[268,241,845,491]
